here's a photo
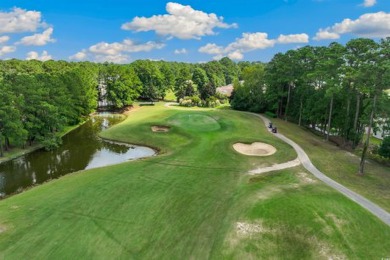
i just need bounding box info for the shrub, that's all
[191,96,201,106]
[214,92,229,104]
[265,111,277,118]
[378,136,390,159]
[205,96,221,108]
[179,98,193,107]
[179,96,202,107]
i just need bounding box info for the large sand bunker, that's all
[233,142,276,156]
[151,125,170,132]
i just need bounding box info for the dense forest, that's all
[0,57,241,155]
[0,37,389,173]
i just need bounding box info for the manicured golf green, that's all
[0,104,389,259]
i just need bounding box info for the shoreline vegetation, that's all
[0,105,135,165]
[0,110,158,200]
[0,120,87,165]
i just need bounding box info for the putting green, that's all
[168,113,221,132]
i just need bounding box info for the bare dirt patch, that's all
[233,142,276,156]
[0,224,7,234]
[151,125,170,132]
[248,158,300,175]
[297,172,317,184]
[236,221,268,236]
[326,213,347,229]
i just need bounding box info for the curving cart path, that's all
[254,113,390,227]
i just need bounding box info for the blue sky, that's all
[0,0,389,63]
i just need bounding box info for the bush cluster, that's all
[179,95,227,108]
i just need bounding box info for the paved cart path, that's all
[254,113,390,227]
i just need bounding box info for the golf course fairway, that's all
[0,103,389,259]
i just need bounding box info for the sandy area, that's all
[248,158,300,175]
[233,142,276,156]
[151,125,170,132]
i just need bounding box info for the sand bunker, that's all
[233,142,276,156]
[151,125,170,132]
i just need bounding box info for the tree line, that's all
[230,37,390,174]
[0,57,242,155]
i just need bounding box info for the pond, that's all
[0,114,156,198]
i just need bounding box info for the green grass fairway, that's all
[0,104,389,259]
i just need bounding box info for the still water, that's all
[0,114,156,198]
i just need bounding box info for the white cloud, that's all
[26,50,52,61]
[228,50,243,60]
[0,45,16,56]
[198,43,225,55]
[94,54,130,64]
[121,2,237,39]
[70,50,129,63]
[277,33,309,44]
[69,50,88,61]
[0,36,10,44]
[174,48,187,54]
[314,12,390,40]
[89,39,164,55]
[199,32,307,60]
[17,28,55,46]
[0,7,45,34]
[313,30,340,40]
[212,54,224,60]
[70,39,165,63]
[226,33,275,52]
[362,0,376,7]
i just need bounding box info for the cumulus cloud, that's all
[314,12,390,40]
[70,39,165,63]
[277,33,309,44]
[198,43,225,55]
[17,28,55,46]
[199,32,307,60]
[174,48,187,54]
[0,45,16,56]
[226,33,275,53]
[227,50,243,60]
[26,50,52,61]
[121,2,237,39]
[0,36,10,44]
[69,50,87,61]
[89,39,164,55]
[313,30,340,40]
[0,7,45,34]
[94,54,130,63]
[362,0,376,7]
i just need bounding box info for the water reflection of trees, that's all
[0,114,125,196]
[101,141,130,154]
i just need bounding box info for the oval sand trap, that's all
[151,125,170,132]
[233,142,276,156]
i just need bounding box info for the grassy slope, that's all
[0,104,389,259]
[216,167,390,259]
[272,117,390,212]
